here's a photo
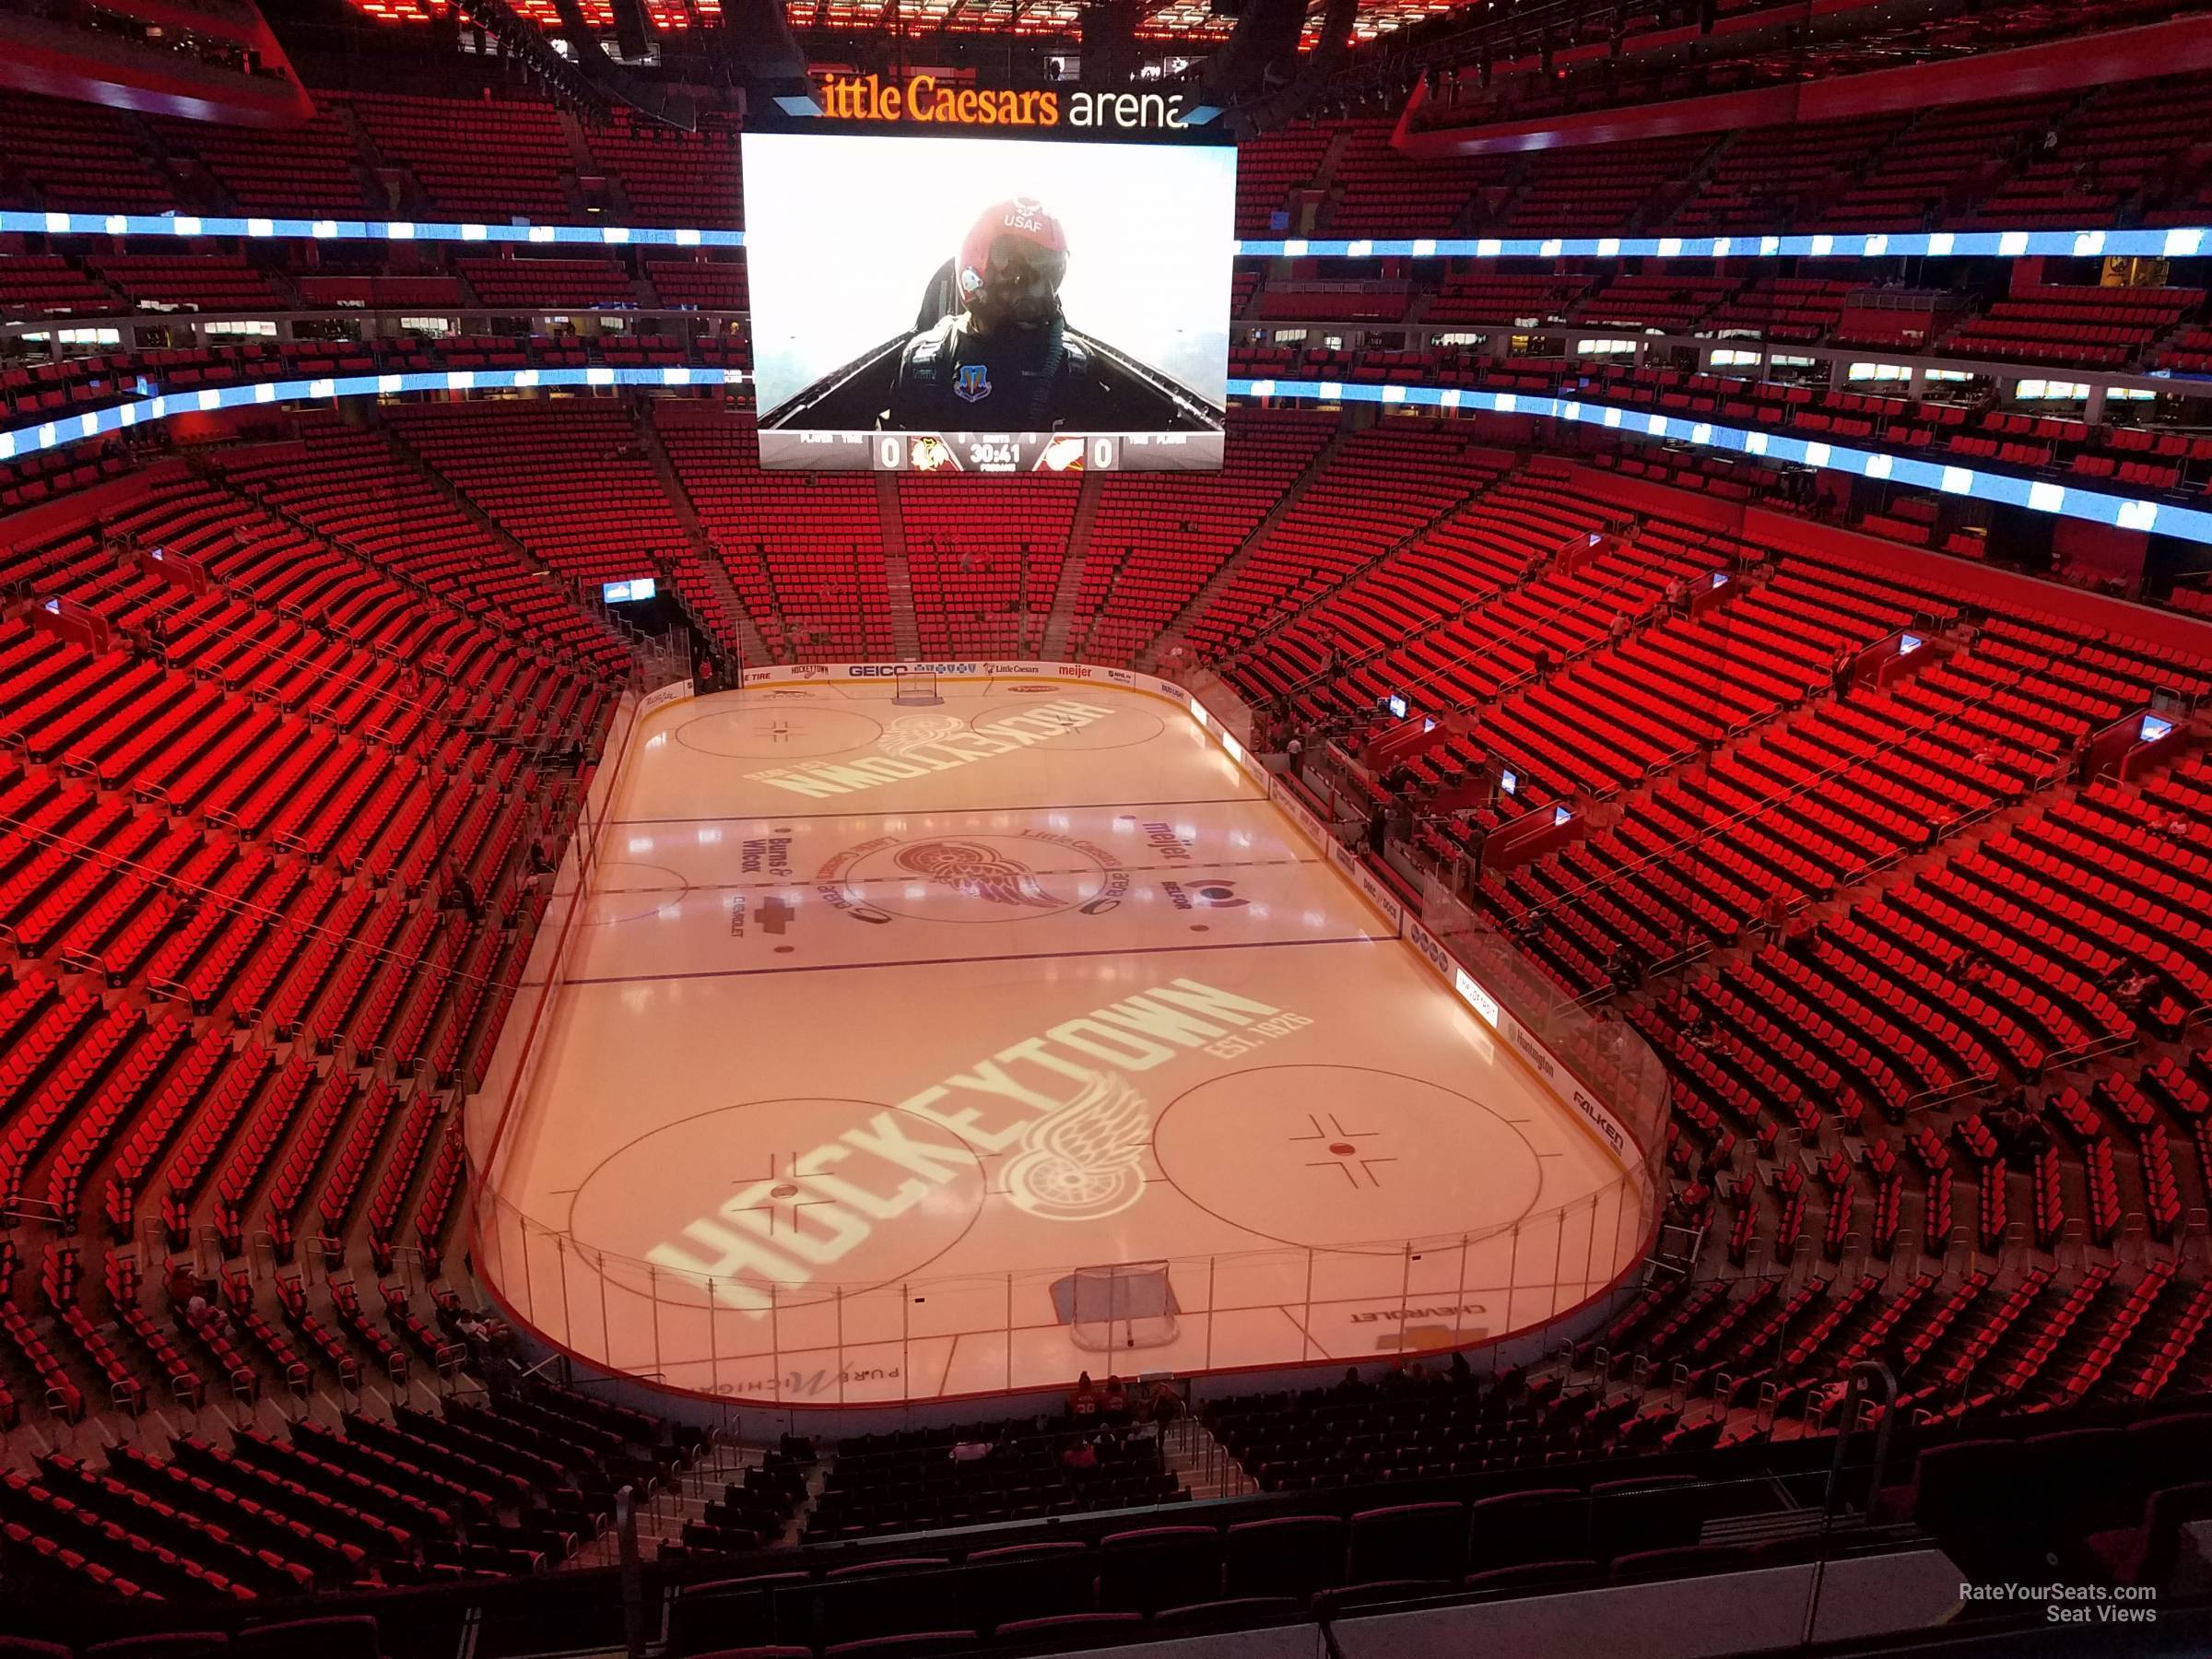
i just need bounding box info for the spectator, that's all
[1101,1374,1130,1424]
[1447,1350,1473,1383]
[1062,1437,1099,1475]
[1532,644,1555,682]
[1664,574,1688,617]
[1761,891,1790,945]
[1147,1379,1183,1430]
[1830,648,1854,700]
[949,1439,993,1464]
[1070,1371,1099,1422]
[1287,732,1305,776]
[1335,1366,1371,1398]
[1608,610,1630,644]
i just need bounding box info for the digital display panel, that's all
[603,577,658,604]
[743,130,1234,472]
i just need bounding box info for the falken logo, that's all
[954,364,992,404]
[1572,1088,1625,1156]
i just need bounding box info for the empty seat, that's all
[822,1634,979,1659]
[1467,1488,1588,1571]
[991,1613,1143,1652]
[231,1619,381,1659]
[1463,1559,1602,1594]
[1225,1514,1344,1599]
[668,1572,811,1657]
[1095,1525,1223,1615]
[1151,1596,1303,1632]
[1347,1501,1468,1584]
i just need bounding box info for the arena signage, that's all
[813,74,1191,132]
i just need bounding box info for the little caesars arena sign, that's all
[815,74,1196,131]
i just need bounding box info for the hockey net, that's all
[1065,1262,1180,1353]
[892,668,942,705]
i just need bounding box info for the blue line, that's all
[0,208,741,249]
[0,365,744,463]
[13,362,2206,552]
[1230,227,2211,262]
[5,206,2202,264]
[550,931,1386,987]
[1230,377,2212,548]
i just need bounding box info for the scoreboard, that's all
[756,429,1227,473]
[742,121,1235,475]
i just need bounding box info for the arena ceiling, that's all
[340,0,1462,48]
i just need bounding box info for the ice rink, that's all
[477,676,1651,1406]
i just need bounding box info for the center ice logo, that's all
[818,828,1129,924]
[893,839,1061,910]
[1004,1070,1150,1221]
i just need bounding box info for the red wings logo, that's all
[893,840,1061,909]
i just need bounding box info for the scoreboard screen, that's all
[744,128,1234,472]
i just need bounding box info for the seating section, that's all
[86,256,292,314]
[0,69,2206,253]
[652,401,894,662]
[0,444,619,1535]
[336,93,574,221]
[0,1377,711,1606]
[151,106,371,217]
[898,476,1078,658]
[0,97,171,213]
[1940,286,2200,371]
[457,258,638,312]
[382,399,688,590]
[1184,422,1514,662]
[1070,411,1338,665]
[586,112,744,229]
[803,1423,1179,1544]
[11,49,2212,1637]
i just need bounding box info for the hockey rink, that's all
[476,675,1653,1406]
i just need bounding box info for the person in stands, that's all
[1069,1371,1099,1424]
[1062,1436,1099,1475]
[1101,1374,1130,1424]
[1147,1379,1183,1430]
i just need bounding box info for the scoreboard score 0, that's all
[755,429,1227,473]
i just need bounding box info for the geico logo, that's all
[847,663,979,677]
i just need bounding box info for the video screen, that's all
[743,130,1235,473]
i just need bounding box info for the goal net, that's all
[892,668,942,705]
[1058,1262,1180,1354]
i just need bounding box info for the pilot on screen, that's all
[759,197,1224,437]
